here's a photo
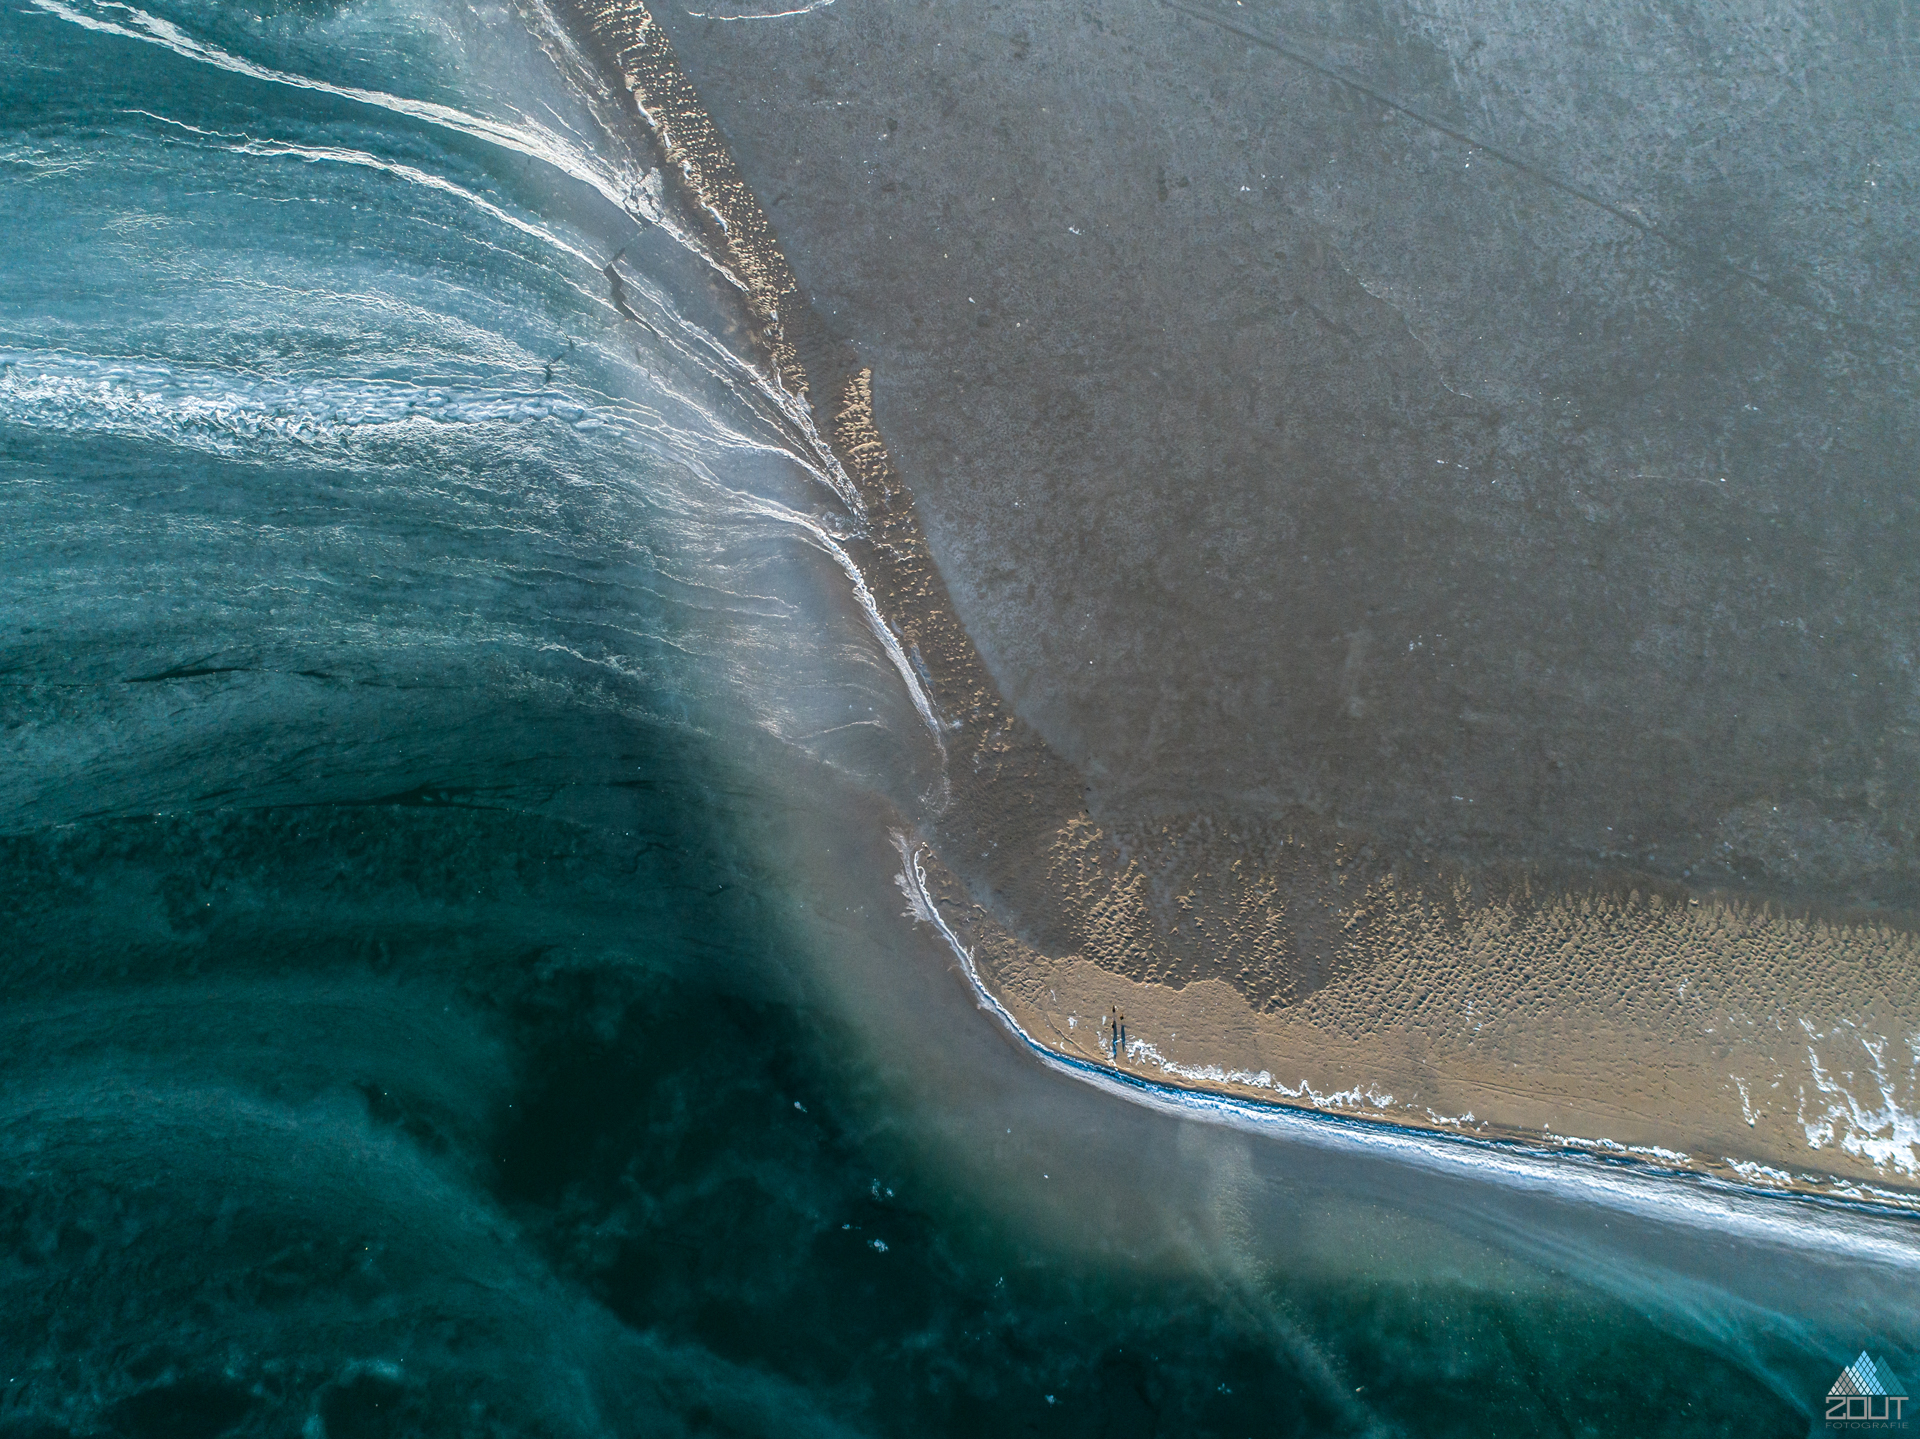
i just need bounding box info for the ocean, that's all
[1,0,1915,1434]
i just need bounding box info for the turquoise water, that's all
[1,1,1916,1435]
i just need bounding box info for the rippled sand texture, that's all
[553,0,1920,1200]
[929,834,1920,1199]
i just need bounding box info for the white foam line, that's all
[28,0,744,290]
[686,0,836,18]
[736,498,948,766]
[612,264,801,439]
[892,835,1920,1265]
[603,253,865,518]
[131,113,604,273]
[611,261,863,514]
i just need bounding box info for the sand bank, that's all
[551,0,1920,1205]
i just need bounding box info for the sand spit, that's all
[908,839,1920,1206]
[550,0,1920,1204]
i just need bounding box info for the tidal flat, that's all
[588,0,1920,1199]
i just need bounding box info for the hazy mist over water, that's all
[2,0,1917,1435]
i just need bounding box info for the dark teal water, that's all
[2,1,1915,1435]
[0,735,1849,1439]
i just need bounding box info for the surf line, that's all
[891,831,1920,1262]
[549,0,971,768]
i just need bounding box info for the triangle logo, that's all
[1826,1352,1910,1429]
[1844,1352,1889,1398]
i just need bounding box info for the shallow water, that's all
[2,1,1916,1435]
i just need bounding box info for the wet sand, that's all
[552,0,1920,1201]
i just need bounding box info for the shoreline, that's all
[892,834,1920,1234]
